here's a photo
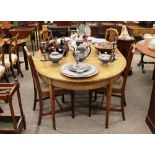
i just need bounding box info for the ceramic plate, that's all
[60,63,99,78]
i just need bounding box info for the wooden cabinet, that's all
[146,79,155,133]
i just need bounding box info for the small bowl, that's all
[95,42,113,54]
[49,51,63,63]
[99,53,111,64]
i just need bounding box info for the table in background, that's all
[127,25,155,36]
[33,44,126,130]
[136,40,155,79]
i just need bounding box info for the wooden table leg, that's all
[105,83,112,128]
[49,80,56,130]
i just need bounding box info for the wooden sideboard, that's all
[146,79,155,133]
[127,25,155,36]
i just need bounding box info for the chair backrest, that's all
[105,28,119,42]
[0,41,6,66]
[40,30,53,41]
[8,34,18,66]
[24,46,42,98]
[121,44,134,90]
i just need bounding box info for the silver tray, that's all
[68,62,91,73]
[60,63,99,78]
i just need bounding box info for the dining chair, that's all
[0,64,7,82]
[9,29,32,68]
[105,28,119,42]
[24,46,75,125]
[40,29,53,42]
[89,44,134,120]
[0,34,24,78]
[0,41,9,82]
[0,79,26,133]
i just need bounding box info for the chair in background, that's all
[89,44,134,121]
[24,46,74,125]
[0,79,26,133]
[0,34,24,78]
[0,39,9,82]
[0,64,7,82]
[40,29,53,42]
[105,28,119,42]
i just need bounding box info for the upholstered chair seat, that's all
[0,65,6,78]
[0,53,18,68]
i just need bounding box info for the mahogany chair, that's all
[40,29,53,42]
[0,40,9,82]
[1,34,24,78]
[0,79,26,133]
[24,46,74,125]
[9,29,31,69]
[105,28,119,42]
[89,44,134,120]
[0,64,8,82]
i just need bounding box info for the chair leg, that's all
[62,94,65,103]
[10,66,16,78]
[121,93,125,121]
[71,91,75,118]
[94,91,97,102]
[0,106,3,113]
[16,61,24,77]
[4,72,9,82]
[33,86,37,111]
[16,85,26,130]
[89,91,92,117]
[38,99,43,125]
[124,95,127,107]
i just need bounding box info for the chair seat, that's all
[7,39,26,46]
[17,39,27,45]
[95,76,123,94]
[0,54,18,68]
[40,80,72,98]
[0,65,5,78]
[112,76,123,89]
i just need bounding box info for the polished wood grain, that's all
[128,25,155,36]
[136,40,155,58]
[33,43,126,129]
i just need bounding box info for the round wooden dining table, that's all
[33,44,126,130]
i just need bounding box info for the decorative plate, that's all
[60,63,99,78]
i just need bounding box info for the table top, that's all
[9,27,35,32]
[127,25,155,30]
[33,44,126,90]
[136,40,155,58]
[27,23,39,28]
